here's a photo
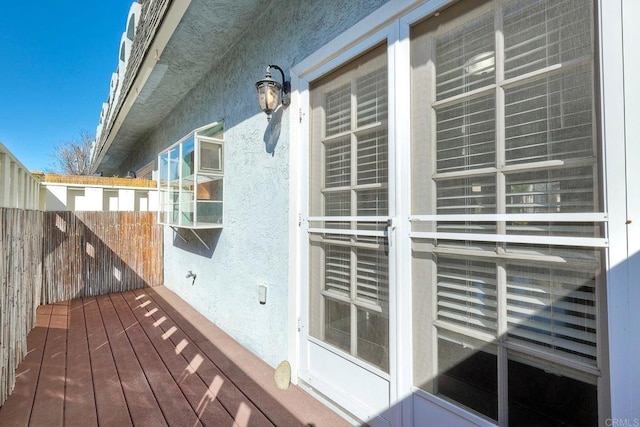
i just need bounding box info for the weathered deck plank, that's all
[0,287,350,427]
[29,303,68,426]
[63,298,97,427]
[0,306,50,426]
[95,294,167,427]
[103,293,203,427]
[83,296,132,426]
[142,287,350,427]
[115,291,242,426]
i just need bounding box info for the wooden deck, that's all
[0,286,349,427]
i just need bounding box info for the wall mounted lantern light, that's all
[255,65,290,120]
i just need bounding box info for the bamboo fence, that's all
[41,211,163,303]
[0,208,163,406]
[42,174,157,188]
[0,209,43,406]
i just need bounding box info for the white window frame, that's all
[287,0,630,424]
[598,0,636,422]
[136,160,154,180]
[157,121,224,230]
[292,23,404,423]
[405,1,608,425]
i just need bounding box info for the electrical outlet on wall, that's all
[258,284,267,305]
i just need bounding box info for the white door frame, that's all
[287,0,456,424]
[294,25,400,424]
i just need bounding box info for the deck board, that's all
[108,293,203,427]
[95,294,168,427]
[63,298,97,427]
[83,296,133,427]
[117,291,241,426]
[127,289,275,427]
[141,287,350,427]
[0,308,51,426]
[0,287,350,427]
[29,303,68,427]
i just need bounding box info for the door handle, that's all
[386,218,396,247]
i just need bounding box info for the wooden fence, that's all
[1,208,163,406]
[0,209,44,405]
[41,211,163,303]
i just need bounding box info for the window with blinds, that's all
[308,43,390,373]
[411,1,601,425]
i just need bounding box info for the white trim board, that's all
[292,0,455,80]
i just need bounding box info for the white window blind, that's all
[356,248,389,308]
[357,70,387,127]
[504,66,594,165]
[325,138,350,188]
[435,10,495,100]
[436,256,497,334]
[357,130,387,186]
[436,96,496,172]
[503,0,592,79]
[325,245,350,296]
[415,0,600,339]
[325,84,351,137]
[506,263,597,365]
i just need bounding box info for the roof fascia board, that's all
[91,0,193,173]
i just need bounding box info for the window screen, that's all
[411,1,600,424]
[309,43,390,373]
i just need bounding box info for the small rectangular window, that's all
[157,122,224,228]
[200,140,223,173]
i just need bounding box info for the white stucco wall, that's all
[119,0,389,368]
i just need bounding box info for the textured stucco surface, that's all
[94,0,273,174]
[118,0,389,367]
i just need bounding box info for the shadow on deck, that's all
[0,286,349,427]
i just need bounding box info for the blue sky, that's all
[0,1,134,171]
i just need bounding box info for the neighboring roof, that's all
[91,0,271,175]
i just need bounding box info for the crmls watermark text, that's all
[606,419,640,427]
